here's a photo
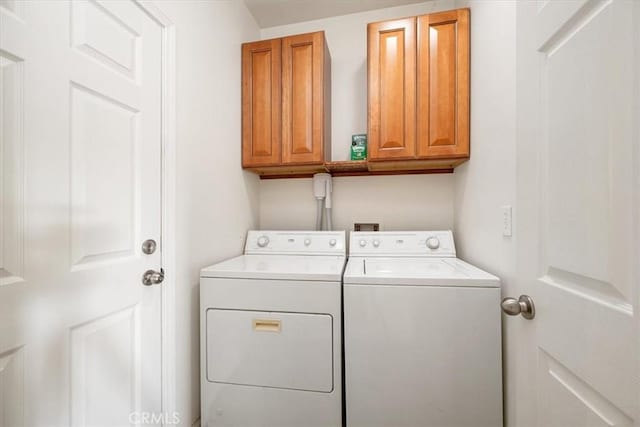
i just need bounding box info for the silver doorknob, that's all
[142,268,164,286]
[141,239,157,255]
[501,295,535,319]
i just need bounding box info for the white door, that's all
[513,0,639,426]
[0,1,164,426]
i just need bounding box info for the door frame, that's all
[133,1,177,420]
[634,1,640,423]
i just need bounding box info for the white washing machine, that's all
[200,230,346,427]
[344,231,503,427]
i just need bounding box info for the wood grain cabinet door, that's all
[368,18,417,160]
[242,39,282,167]
[282,32,329,165]
[417,9,469,159]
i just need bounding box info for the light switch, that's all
[502,206,512,237]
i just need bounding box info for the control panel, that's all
[245,231,346,256]
[349,231,456,257]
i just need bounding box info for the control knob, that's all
[372,239,380,248]
[426,237,440,250]
[304,238,311,246]
[329,239,337,247]
[359,239,367,248]
[257,236,270,248]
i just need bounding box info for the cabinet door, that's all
[242,39,281,167]
[417,9,469,158]
[368,18,416,160]
[282,32,327,165]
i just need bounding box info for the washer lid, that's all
[201,254,346,281]
[344,257,500,287]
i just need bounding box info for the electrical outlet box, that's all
[354,223,380,232]
[502,206,512,237]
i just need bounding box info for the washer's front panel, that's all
[344,284,502,427]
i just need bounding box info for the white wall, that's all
[258,1,457,232]
[159,1,261,425]
[453,0,516,278]
[452,0,517,424]
[260,175,454,231]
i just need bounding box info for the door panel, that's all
[69,83,140,269]
[285,44,313,156]
[417,9,469,158]
[70,306,141,427]
[368,18,416,160]
[289,43,313,155]
[0,5,26,422]
[0,346,24,426]
[0,50,24,286]
[515,0,638,425]
[538,350,633,427]
[70,0,140,81]
[0,1,164,425]
[242,39,281,167]
[282,32,325,164]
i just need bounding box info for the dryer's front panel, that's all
[206,309,333,393]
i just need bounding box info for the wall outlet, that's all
[502,205,512,237]
[354,222,380,232]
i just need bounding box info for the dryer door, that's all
[206,309,334,392]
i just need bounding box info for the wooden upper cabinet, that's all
[367,8,470,167]
[242,39,282,167]
[417,9,469,158]
[367,18,416,160]
[282,32,331,165]
[241,10,469,177]
[242,32,330,173]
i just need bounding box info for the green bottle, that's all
[351,134,367,161]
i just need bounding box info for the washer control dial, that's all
[329,239,337,247]
[257,236,270,248]
[304,238,312,246]
[372,239,380,248]
[359,239,367,248]
[426,237,440,250]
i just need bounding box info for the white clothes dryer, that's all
[200,230,346,427]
